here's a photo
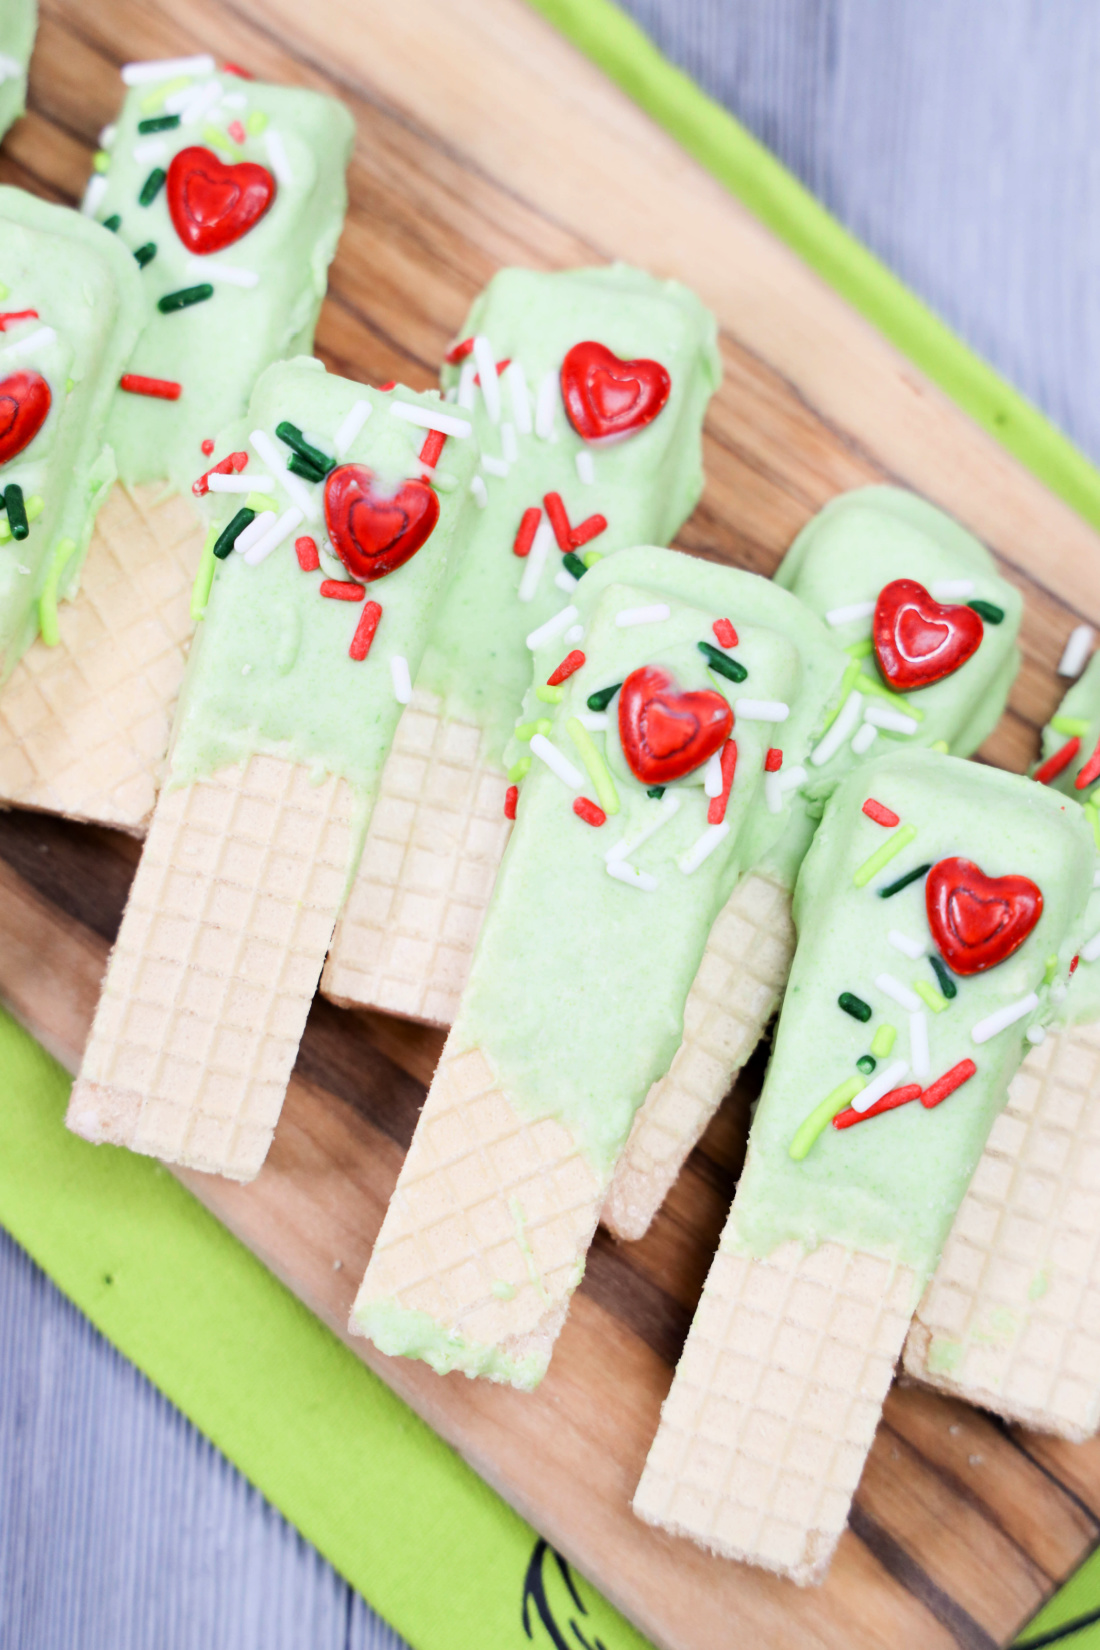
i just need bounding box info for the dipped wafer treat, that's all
[66,360,479,1180]
[351,545,845,1388]
[904,654,1100,1436]
[634,750,1092,1583]
[604,487,1022,1241]
[0,57,352,829]
[322,266,720,1025]
[0,0,34,142]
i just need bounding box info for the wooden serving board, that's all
[5,2,1100,1646]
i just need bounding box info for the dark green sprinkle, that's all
[139,167,166,207]
[587,682,622,713]
[879,862,933,899]
[929,954,958,999]
[968,599,1004,625]
[157,283,214,314]
[562,552,588,580]
[856,1054,877,1076]
[838,991,872,1023]
[4,483,28,540]
[647,786,666,799]
[137,114,181,133]
[287,452,328,483]
[212,507,256,560]
[697,640,748,683]
[275,420,336,476]
[103,214,121,233]
[133,242,156,268]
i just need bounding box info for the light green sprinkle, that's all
[535,684,563,704]
[1043,953,1060,985]
[190,527,219,622]
[858,672,924,720]
[38,538,77,647]
[566,716,620,816]
[246,109,269,136]
[490,1280,517,1301]
[930,739,949,754]
[1051,715,1090,737]
[515,718,552,742]
[914,979,948,1014]
[789,1075,864,1161]
[820,660,862,733]
[92,150,110,173]
[582,550,603,569]
[202,123,242,160]
[65,377,75,393]
[507,756,531,784]
[0,283,9,302]
[0,493,43,543]
[245,491,280,514]
[140,75,191,114]
[870,1023,897,1058]
[846,637,874,659]
[853,822,918,888]
[1086,801,1100,850]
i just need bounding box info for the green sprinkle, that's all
[846,638,874,659]
[138,114,181,133]
[275,421,336,477]
[212,507,256,560]
[3,483,28,540]
[582,550,603,569]
[698,639,747,683]
[133,242,156,268]
[139,167,167,206]
[819,659,863,734]
[647,786,665,799]
[507,756,531,784]
[968,599,1004,624]
[287,452,327,483]
[246,109,269,136]
[562,551,588,580]
[92,150,110,173]
[202,123,242,160]
[157,283,214,313]
[879,861,932,899]
[870,1024,897,1058]
[190,527,219,620]
[838,992,872,1023]
[103,213,121,233]
[566,716,621,816]
[1043,953,1060,985]
[930,740,949,754]
[0,493,42,543]
[1052,715,1090,737]
[490,1280,516,1302]
[0,282,10,301]
[535,684,563,704]
[140,75,190,114]
[38,538,77,646]
[587,682,621,713]
[856,1055,876,1076]
[789,1076,864,1161]
[1087,801,1100,851]
[928,955,958,999]
[515,718,552,742]
[914,979,948,1014]
[245,491,280,514]
[858,672,924,720]
[853,822,918,888]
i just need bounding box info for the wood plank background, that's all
[5,2,1100,1647]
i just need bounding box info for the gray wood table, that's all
[3,3,1097,1645]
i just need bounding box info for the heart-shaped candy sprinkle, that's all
[167,146,276,254]
[0,370,51,466]
[926,856,1042,975]
[324,464,440,583]
[873,578,983,690]
[618,665,732,785]
[560,341,670,443]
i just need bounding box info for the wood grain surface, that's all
[5,2,1100,1647]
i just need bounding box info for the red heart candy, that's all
[926,856,1042,975]
[618,665,733,786]
[560,342,671,443]
[324,464,440,583]
[166,146,276,255]
[0,370,50,466]
[873,578,983,690]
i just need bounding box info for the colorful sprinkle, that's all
[858,674,924,721]
[513,506,541,559]
[103,216,121,233]
[536,684,564,704]
[391,655,412,704]
[1051,715,1090,737]
[864,702,919,736]
[820,662,863,733]
[349,600,382,661]
[561,551,587,580]
[833,1083,921,1130]
[587,682,622,713]
[875,972,921,1013]
[419,428,446,468]
[812,687,864,765]
[929,955,958,999]
[192,450,249,497]
[607,860,658,893]
[287,452,327,483]
[971,993,1039,1045]
[275,421,335,477]
[1075,735,1100,791]
[678,820,730,875]
[713,618,738,648]
[574,797,607,827]
[615,604,671,628]
[1071,954,1081,975]
[698,640,747,684]
[228,119,247,145]
[825,600,875,627]
[967,599,1004,624]
[201,438,215,456]
[789,1076,865,1159]
[909,1010,931,1080]
[157,283,214,313]
[320,579,364,601]
[3,483,28,539]
[138,113,180,133]
[569,513,607,549]
[543,491,572,551]
[838,991,872,1023]
[138,167,166,206]
[764,763,806,815]
[647,786,665,799]
[507,756,531,784]
[333,399,372,459]
[515,718,552,742]
[879,862,932,899]
[529,733,584,790]
[548,648,585,686]
[504,785,518,820]
[1058,624,1095,679]
[856,1055,877,1076]
[870,1023,897,1059]
[853,823,918,888]
[212,506,256,559]
[120,373,181,399]
[862,797,900,827]
[0,309,38,330]
[846,637,875,659]
[707,740,738,825]
[764,748,783,773]
[0,495,42,542]
[920,1059,977,1110]
[526,605,578,652]
[294,535,320,573]
[445,337,475,364]
[850,1057,911,1115]
[566,716,620,816]
[190,526,218,622]
[37,538,76,646]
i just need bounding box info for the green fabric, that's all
[0,1010,648,1650]
[1015,1544,1100,1646]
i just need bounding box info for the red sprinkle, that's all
[379,381,397,392]
[227,120,246,144]
[1071,954,1081,975]
[473,357,511,386]
[419,428,446,468]
[543,491,572,552]
[713,618,738,648]
[192,448,248,497]
[120,373,181,400]
[920,1058,978,1111]
[320,579,366,602]
[833,1084,922,1130]
[513,506,541,558]
[445,337,475,364]
[764,748,783,773]
[200,438,215,457]
[295,536,320,572]
[569,513,608,550]
[707,739,738,825]
[1035,737,1081,785]
[221,61,254,78]
[1075,734,1100,791]
[548,648,586,686]
[349,600,382,661]
[862,797,900,828]
[0,310,38,331]
[504,784,518,820]
[573,797,607,827]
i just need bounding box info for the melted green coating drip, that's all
[352,1298,547,1391]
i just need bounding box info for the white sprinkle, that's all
[734,698,789,722]
[1093,868,1100,888]
[469,475,489,508]
[576,450,595,485]
[472,335,500,424]
[517,519,553,604]
[390,401,472,440]
[1059,624,1095,679]
[526,604,578,652]
[81,175,109,217]
[390,656,412,704]
[1082,929,1100,964]
[564,623,585,645]
[0,53,22,82]
[1026,1025,1047,1045]
[678,821,730,875]
[931,579,975,601]
[251,429,319,519]
[606,791,682,864]
[615,603,671,628]
[764,764,806,815]
[535,369,558,441]
[1051,981,1068,1004]
[972,992,1039,1045]
[864,702,919,735]
[875,973,922,1013]
[1,325,56,360]
[481,453,509,479]
[264,129,293,186]
[576,712,608,732]
[851,1059,910,1115]
[704,749,724,798]
[206,473,272,494]
[506,361,532,434]
[98,122,117,147]
[186,256,258,289]
[132,138,167,164]
[501,422,518,463]
[530,733,584,791]
[825,601,875,627]
[607,860,657,893]
[121,54,216,85]
[233,511,276,556]
[178,80,221,128]
[243,505,303,566]
[15,564,30,576]
[333,399,372,459]
[888,930,925,961]
[811,691,864,767]
[851,721,878,755]
[909,1011,931,1081]
[457,359,477,410]
[554,568,578,594]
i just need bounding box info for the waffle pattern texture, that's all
[0,483,204,832]
[634,1233,918,1584]
[903,1022,1100,1439]
[602,872,795,1241]
[322,690,512,1026]
[67,755,357,1181]
[353,1038,604,1389]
